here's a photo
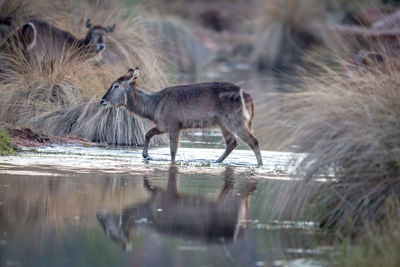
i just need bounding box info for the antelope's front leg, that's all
[142,127,164,159]
[169,128,181,163]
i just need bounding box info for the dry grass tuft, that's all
[263,43,400,232]
[0,0,168,145]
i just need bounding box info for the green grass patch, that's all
[0,128,15,156]
[83,143,93,148]
[99,142,108,148]
[336,231,400,267]
[335,201,400,266]
[24,148,39,153]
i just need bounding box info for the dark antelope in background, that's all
[100,67,263,165]
[97,167,258,251]
[17,19,115,62]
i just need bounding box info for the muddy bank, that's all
[0,122,95,149]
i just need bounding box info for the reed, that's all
[263,43,400,232]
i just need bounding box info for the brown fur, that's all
[100,68,263,165]
[243,91,255,131]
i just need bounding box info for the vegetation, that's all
[0,128,14,155]
[262,39,400,235]
[335,203,400,266]
[0,0,168,145]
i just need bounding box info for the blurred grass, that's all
[260,40,400,233]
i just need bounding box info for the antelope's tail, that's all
[243,91,255,132]
[249,97,255,131]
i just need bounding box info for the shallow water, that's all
[0,62,332,267]
[0,145,333,267]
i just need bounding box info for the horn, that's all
[86,19,93,29]
[132,67,139,78]
[127,67,139,82]
[106,24,116,33]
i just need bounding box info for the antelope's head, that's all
[85,19,115,51]
[100,67,139,108]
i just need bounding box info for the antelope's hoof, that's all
[143,157,153,163]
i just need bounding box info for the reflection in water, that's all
[0,165,331,267]
[97,166,258,252]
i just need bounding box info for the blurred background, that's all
[2,0,400,265]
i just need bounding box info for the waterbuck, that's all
[17,19,115,61]
[97,166,258,251]
[100,67,263,166]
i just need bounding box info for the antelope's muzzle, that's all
[97,44,105,51]
[100,99,110,107]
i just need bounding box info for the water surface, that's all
[0,63,331,267]
[0,146,332,267]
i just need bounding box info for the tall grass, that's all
[0,0,168,145]
[0,0,44,38]
[0,127,14,155]
[263,43,400,232]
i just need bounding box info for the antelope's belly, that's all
[179,117,219,129]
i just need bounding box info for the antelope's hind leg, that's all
[142,127,164,159]
[226,123,263,166]
[216,127,237,163]
[237,129,263,166]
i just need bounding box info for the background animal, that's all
[16,18,115,63]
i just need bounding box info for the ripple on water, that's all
[0,145,303,178]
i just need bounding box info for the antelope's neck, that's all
[127,88,158,121]
[77,33,97,54]
[79,32,92,46]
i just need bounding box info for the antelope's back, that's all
[156,82,245,128]
[19,20,79,55]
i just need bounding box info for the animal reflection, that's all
[97,167,258,252]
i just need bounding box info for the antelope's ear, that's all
[106,24,116,33]
[127,67,139,83]
[86,19,93,29]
